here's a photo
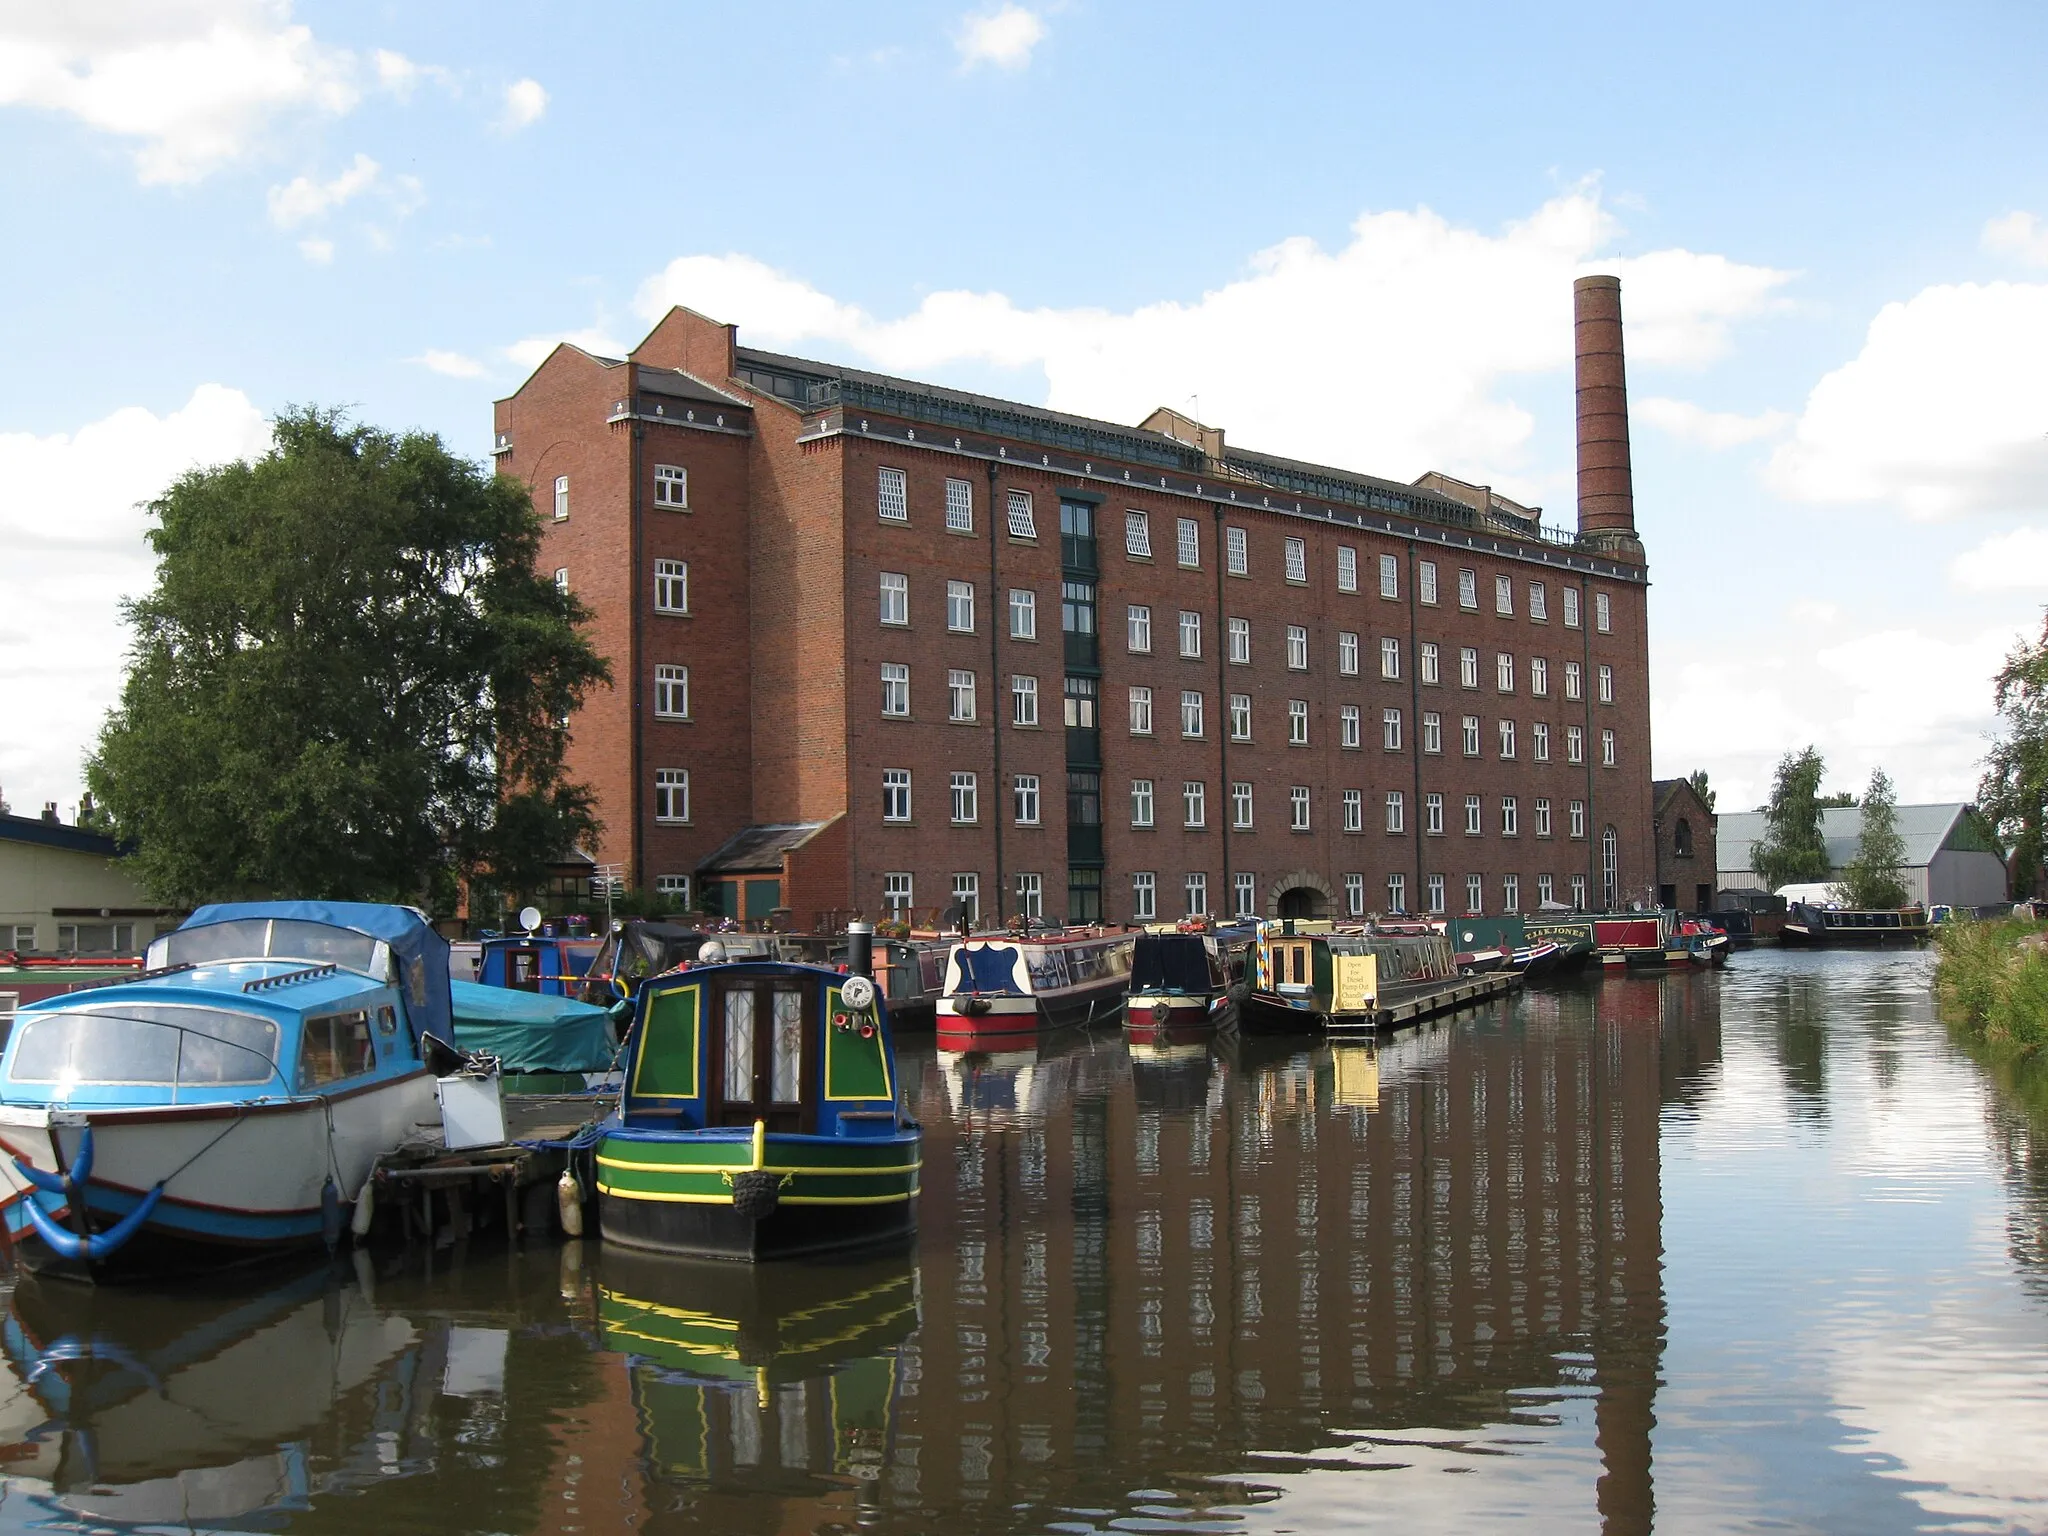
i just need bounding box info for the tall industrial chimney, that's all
[1573,275,1642,557]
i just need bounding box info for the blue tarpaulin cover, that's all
[448,979,617,1073]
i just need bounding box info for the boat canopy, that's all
[448,979,616,1073]
[1130,934,1215,995]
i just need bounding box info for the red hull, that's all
[1124,996,1221,1044]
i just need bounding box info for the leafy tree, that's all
[1687,769,1717,812]
[1840,767,1909,909]
[1982,612,2048,898]
[88,408,609,912]
[1751,746,1834,890]
[1818,790,1859,808]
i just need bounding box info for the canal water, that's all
[3,948,2047,1534]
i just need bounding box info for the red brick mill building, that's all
[493,276,1654,928]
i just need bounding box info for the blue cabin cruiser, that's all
[0,902,446,1280]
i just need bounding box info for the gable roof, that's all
[1717,803,1989,875]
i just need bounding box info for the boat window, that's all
[770,985,803,1103]
[724,990,756,1103]
[156,918,383,977]
[297,1010,376,1089]
[11,1006,280,1087]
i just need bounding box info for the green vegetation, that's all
[88,408,609,913]
[1981,611,2048,899]
[1935,915,2048,1051]
[1840,766,1909,909]
[1751,746,1834,889]
[1687,769,1716,812]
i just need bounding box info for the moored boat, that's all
[0,956,144,1021]
[935,926,1135,1050]
[1241,919,1510,1035]
[475,930,602,996]
[1521,915,1597,971]
[1122,923,1254,1044]
[1675,916,1732,966]
[1781,902,1930,947]
[1592,911,1677,970]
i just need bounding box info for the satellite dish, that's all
[841,974,876,1011]
[697,940,727,965]
[518,906,543,934]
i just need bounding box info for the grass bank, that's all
[1934,915,2048,1051]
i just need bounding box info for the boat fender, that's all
[1151,1002,1171,1025]
[321,1179,345,1252]
[556,1171,584,1238]
[731,1169,781,1221]
[958,996,991,1016]
[351,1176,377,1237]
[23,1183,163,1265]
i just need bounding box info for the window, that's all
[1291,786,1312,831]
[1007,490,1037,539]
[1427,874,1447,913]
[951,772,978,823]
[1125,510,1151,557]
[1176,517,1200,567]
[1419,560,1439,606]
[1499,719,1516,758]
[882,769,911,822]
[1598,665,1614,704]
[1179,610,1202,658]
[1385,791,1405,833]
[1228,617,1252,665]
[879,467,908,522]
[1501,796,1519,836]
[1342,789,1363,831]
[1570,799,1587,840]
[945,477,973,532]
[1125,685,1153,735]
[553,567,569,593]
[1460,648,1479,689]
[1234,873,1257,919]
[948,669,976,722]
[1013,674,1039,726]
[1529,582,1548,621]
[1563,585,1581,628]
[1567,725,1585,764]
[1422,711,1442,755]
[1533,722,1551,761]
[879,571,908,626]
[1603,824,1620,906]
[1466,874,1484,914]
[1676,817,1696,857]
[1531,656,1549,696]
[1602,728,1617,766]
[1380,553,1399,599]
[1226,526,1248,575]
[654,464,687,509]
[1062,581,1096,644]
[1338,631,1359,675]
[883,873,912,915]
[1495,574,1513,616]
[1425,793,1444,834]
[1596,592,1612,633]
[882,663,910,717]
[552,475,570,521]
[1564,661,1583,700]
[1464,795,1482,835]
[1284,537,1307,583]
[947,580,974,632]
[1337,546,1358,592]
[1537,873,1554,906]
[1462,715,1481,756]
[1340,704,1360,748]
[654,664,689,719]
[1535,798,1552,838]
[1010,588,1037,638]
[1183,781,1206,828]
[1017,872,1043,920]
[1232,780,1254,829]
[1013,774,1040,825]
[1383,873,1404,914]
[1132,872,1157,920]
[1231,693,1253,741]
[1571,873,1589,908]
[1503,874,1521,914]
[11,923,35,950]
[1127,604,1152,653]
[299,1009,376,1088]
[953,873,980,925]
[1287,625,1309,670]
[1381,637,1401,680]
[1289,699,1309,745]
[1132,779,1155,827]
[1382,707,1401,750]
[655,559,689,615]
[1064,675,1097,727]
[1458,568,1478,609]
[655,768,689,823]
[1421,642,1440,685]
[1182,690,1205,738]
[1497,653,1514,692]
[1185,872,1208,917]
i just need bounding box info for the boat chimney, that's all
[845,920,874,980]
[1573,274,1643,559]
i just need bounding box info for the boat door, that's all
[503,944,542,992]
[706,974,814,1132]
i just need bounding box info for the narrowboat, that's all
[873,933,953,1031]
[0,901,446,1280]
[934,926,1135,1049]
[475,930,602,996]
[1781,902,1930,947]
[592,924,920,1261]
[1674,916,1732,966]
[1122,923,1254,1044]
[1521,915,1598,971]
[1593,911,1678,969]
[0,957,144,1022]
[1241,919,1507,1035]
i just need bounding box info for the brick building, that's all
[1651,777,1719,914]
[492,276,1655,927]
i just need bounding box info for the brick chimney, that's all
[1573,275,1643,558]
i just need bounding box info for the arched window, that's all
[1675,817,1694,857]
[1602,825,1620,909]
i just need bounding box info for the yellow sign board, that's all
[1333,953,1378,1014]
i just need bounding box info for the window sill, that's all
[1009,634,1039,644]
[654,714,691,724]
[1126,552,1153,563]
[949,718,979,727]
[881,621,912,630]
[882,714,914,723]
[1013,721,1044,730]
[1008,535,1039,546]
[655,609,692,619]
[654,818,691,827]
[944,526,978,538]
[879,516,911,527]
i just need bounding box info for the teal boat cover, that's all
[448,979,617,1073]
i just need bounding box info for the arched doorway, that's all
[1265,869,1337,920]
[1277,886,1326,919]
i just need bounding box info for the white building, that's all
[1,808,180,955]
[1716,802,2006,909]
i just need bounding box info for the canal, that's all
[2,948,2046,1533]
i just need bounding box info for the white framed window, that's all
[945,477,973,532]
[553,475,569,521]
[1230,693,1253,741]
[1226,525,1248,575]
[1291,786,1312,830]
[1533,722,1551,762]
[1185,872,1208,917]
[1381,637,1401,680]
[1342,789,1363,831]
[1181,690,1205,738]
[1011,674,1039,726]
[1502,796,1519,836]
[1379,552,1399,600]
[1428,874,1447,913]
[1535,797,1552,838]
[1128,686,1153,734]
[1176,516,1200,567]
[653,464,688,509]
[953,873,980,924]
[11,923,36,951]
[1183,781,1206,828]
[1016,872,1043,920]
[654,875,689,908]
[1529,582,1548,621]
[1570,799,1587,840]
[882,663,910,717]
[1284,536,1307,583]
[1458,568,1478,609]
[1287,625,1309,670]
[947,580,974,632]
[1419,560,1439,606]
[1421,642,1440,684]
[1499,718,1516,758]
[882,768,911,822]
[1127,604,1152,653]
[1602,728,1617,766]
[1565,661,1583,700]
[1571,873,1589,907]
[1234,872,1257,919]
[1010,587,1036,638]
[1179,610,1202,658]
[1497,653,1514,692]
[553,567,569,593]
[1422,711,1442,754]
[1563,586,1582,628]
[1382,873,1403,914]
[654,768,688,823]
[1464,794,1483,835]
[1466,874,1484,914]
[1340,704,1361,748]
[654,559,689,615]
[879,571,908,626]
[1229,617,1252,665]
[654,664,689,719]
[1338,631,1359,676]
[1596,591,1612,633]
[1233,780,1254,828]
[1125,510,1152,557]
[951,771,978,824]
[1462,715,1481,756]
[1337,546,1358,592]
[1131,778,1155,827]
[1531,656,1549,696]
[1289,699,1309,745]
[1007,489,1037,538]
[1013,773,1041,825]
[1537,872,1554,906]
[1460,647,1479,688]
[1567,725,1585,764]
[1425,792,1444,834]
[1599,664,1615,704]
[1495,574,1513,616]
[1385,791,1405,833]
[884,872,913,914]
[879,467,908,522]
[1132,871,1157,920]
[1382,707,1401,750]
[948,669,977,722]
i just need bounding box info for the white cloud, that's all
[414,349,487,379]
[498,77,547,130]
[634,190,1791,496]
[1950,525,2048,591]
[954,5,1048,69]
[0,386,273,810]
[297,236,333,263]
[1768,281,2048,520]
[1636,395,1792,449]
[502,327,627,373]
[373,48,450,95]
[266,151,380,227]
[1983,211,2048,268]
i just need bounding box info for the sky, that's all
[2,0,2045,823]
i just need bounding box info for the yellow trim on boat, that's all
[597,1182,919,1206]
[595,1153,923,1177]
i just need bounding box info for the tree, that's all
[1982,612,2048,897]
[1687,769,1717,812]
[1840,767,1909,909]
[88,408,609,912]
[1818,790,1859,808]
[1750,746,1833,890]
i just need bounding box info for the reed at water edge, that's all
[1934,915,2048,1051]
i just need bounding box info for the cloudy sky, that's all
[2,1,2044,820]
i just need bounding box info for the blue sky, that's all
[4,1,2046,821]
